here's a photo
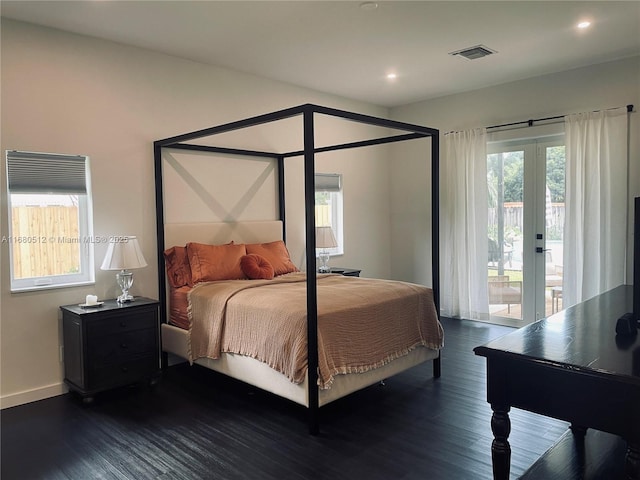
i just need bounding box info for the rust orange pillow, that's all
[163,246,193,288]
[186,242,247,283]
[169,285,191,329]
[240,254,275,280]
[245,240,298,276]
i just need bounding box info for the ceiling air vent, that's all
[449,45,497,60]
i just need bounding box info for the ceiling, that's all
[1,1,639,108]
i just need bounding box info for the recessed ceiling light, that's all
[577,21,591,29]
[360,2,378,11]
[386,73,397,80]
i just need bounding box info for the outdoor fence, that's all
[10,206,80,278]
[489,202,565,241]
[315,205,331,227]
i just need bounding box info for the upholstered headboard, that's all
[164,220,284,249]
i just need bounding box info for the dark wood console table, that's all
[474,285,640,479]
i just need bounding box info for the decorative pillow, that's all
[163,246,193,288]
[245,240,298,276]
[186,242,247,283]
[240,254,275,280]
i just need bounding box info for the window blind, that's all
[315,173,341,192]
[7,151,88,194]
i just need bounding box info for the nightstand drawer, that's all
[88,309,157,338]
[89,328,158,365]
[89,356,158,390]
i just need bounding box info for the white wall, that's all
[390,56,640,287]
[0,19,394,407]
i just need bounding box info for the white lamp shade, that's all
[315,226,337,249]
[100,236,148,270]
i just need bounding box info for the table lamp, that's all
[100,236,147,303]
[315,226,337,273]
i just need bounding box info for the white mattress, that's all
[161,322,439,407]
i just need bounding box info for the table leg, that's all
[570,424,587,437]
[491,405,511,480]
[626,442,640,480]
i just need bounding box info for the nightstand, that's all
[60,297,160,402]
[329,267,361,277]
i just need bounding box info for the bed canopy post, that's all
[430,134,442,378]
[153,141,169,369]
[277,156,286,242]
[431,134,440,318]
[303,107,320,435]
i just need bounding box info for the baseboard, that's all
[0,382,68,410]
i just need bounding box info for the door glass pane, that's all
[544,145,566,316]
[488,151,524,322]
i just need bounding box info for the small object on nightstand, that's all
[60,297,160,403]
[79,301,104,309]
[85,294,99,305]
[80,294,103,308]
[329,267,361,277]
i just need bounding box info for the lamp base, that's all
[117,293,134,304]
[116,270,134,304]
[318,251,331,273]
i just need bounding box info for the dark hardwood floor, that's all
[1,318,573,480]
[520,429,628,480]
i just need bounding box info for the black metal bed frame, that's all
[153,103,440,434]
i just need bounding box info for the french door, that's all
[487,136,565,325]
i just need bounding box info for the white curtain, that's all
[564,107,629,306]
[441,128,489,320]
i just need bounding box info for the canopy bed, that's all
[153,104,442,434]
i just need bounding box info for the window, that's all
[315,173,343,255]
[6,151,94,291]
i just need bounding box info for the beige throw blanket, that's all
[188,273,443,389]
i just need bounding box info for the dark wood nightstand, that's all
[60,297,160,402]
[329,267,361,277]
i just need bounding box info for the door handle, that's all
[536,247,550,253]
